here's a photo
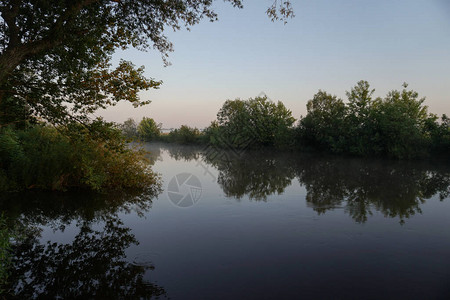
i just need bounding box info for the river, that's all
[2,143,450,299]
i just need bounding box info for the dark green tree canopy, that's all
[212,95,296,148]
[0,0,293,126]
[297,81,449,158]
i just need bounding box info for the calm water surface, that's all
[2,143,450,299]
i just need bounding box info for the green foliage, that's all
[203,120,222,145]
[344,80,380,155]
[0,125,71,191]
[0,0,294,196]
[298,90,347,152]
[372,83,431,158]
[167,125,203,144]
[211,95,296,148]
[0,1,293,126]
[118,81,446,160]
[297,81,446,159]
[0,95,34,128]
[427,114,450,154]
[137,117,161,142]
[0,122,160,192]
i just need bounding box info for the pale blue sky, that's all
[99,0,450,128]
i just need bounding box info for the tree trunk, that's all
[0,48,26,85]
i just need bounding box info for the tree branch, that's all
[0,0,21,48]
[0,0,101,86]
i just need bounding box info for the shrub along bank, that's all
[0,120,160,192]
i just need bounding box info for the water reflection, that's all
[204,149,296,201]
[1,190,160,230]
[1,144,449,299]
[161,144,450,223]
[163,144,202,162]
[295,157,450,223]
[1,191,167,299]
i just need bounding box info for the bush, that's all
[0,126,72,190]
[0,121,160,192]
[167,125,203,144]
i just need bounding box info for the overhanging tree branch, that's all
[0,0,293,126]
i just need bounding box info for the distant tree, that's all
[203,120,221,145]
[120,118,138,139]
[215,98,248,147]
[346,80,375,119]
[345,80,380,155]
[427,114,450,154]
[168,125,201,144]
[214,95,295,148]
[372,83,431,158]
[298,90,347,152]
[137,117,161,142]
[296,82,443,158]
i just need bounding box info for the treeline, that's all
[120,117,205,144]
[298,81,449,158]
[122,81,449,159]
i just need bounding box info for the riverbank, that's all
[0,123,160,193]
[123,82,449,160]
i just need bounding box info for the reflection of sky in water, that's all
[6,143,450,299]
[124,144,450,299]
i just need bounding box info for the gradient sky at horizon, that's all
[98,0,450,128]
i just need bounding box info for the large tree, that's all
[0,0,293,126]
[213,95,296,148]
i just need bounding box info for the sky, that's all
[98,0,450,129]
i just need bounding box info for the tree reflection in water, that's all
[161,143,202,162]
[205,149,296,201]
[162,145,297,201]
[296,157,449,223]
[199,147,449,224]
[2,144,449,297]
[1,191,167,299]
